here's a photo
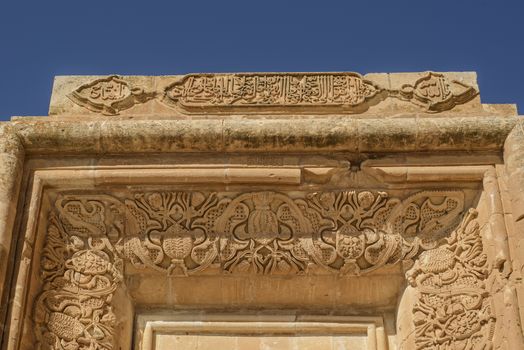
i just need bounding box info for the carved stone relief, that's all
[67,75,155,115]
[66,72,478,115]
[395,72,478,112]
[34,189,496,350]
[35,196,124,350]
[163,72,383,113]
[45,190,464,277]
[406,209,494,350]
[33,190,462,348]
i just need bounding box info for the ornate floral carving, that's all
[163,72,383,113]
[68,75,155,115]
[35,196,125,350]
[116,191,218,275]
[109,190,463,276]
[407,209,494,350]
[397,72,478,112]
[36,189,474,349]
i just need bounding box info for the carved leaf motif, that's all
[107,190,465,276]
[36,196,124,350]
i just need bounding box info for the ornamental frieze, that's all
[48,190,464,277]
[66,72,478,115]
[162,72,383,113]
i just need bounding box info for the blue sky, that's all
[0,0,522,120]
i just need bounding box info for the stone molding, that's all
[136,314,388,350]
[5,116,518,154]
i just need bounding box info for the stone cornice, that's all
[2,115,518,155]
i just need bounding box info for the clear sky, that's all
[0,0,522,120]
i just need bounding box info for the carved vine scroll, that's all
[407,209,495,350]
[36,189,494,350]
[116,190,463,276]
[35,196,124,350]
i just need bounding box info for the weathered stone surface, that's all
[0,71,523,350]
[49,72,517,118]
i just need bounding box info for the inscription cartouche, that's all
[163,72,384,113]
[67,75,155,115]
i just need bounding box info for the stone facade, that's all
[0,71,523,350]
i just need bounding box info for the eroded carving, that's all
[397,72,478,112]
[68,75,155,115]
[115,190,465,275]
[407,209,494,350]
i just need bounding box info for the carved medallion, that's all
[67,75,155,115]
[398,72,478,112]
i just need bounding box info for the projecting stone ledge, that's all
[47,71,518,118]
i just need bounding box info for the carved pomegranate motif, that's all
[247,192,279,244]
[161,223,193,275]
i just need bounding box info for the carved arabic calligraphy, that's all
[163,73,383,113]
[68,75,155,115]
[398,72,478,112]
[67,72,479,115]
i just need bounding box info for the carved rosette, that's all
[67,75,155,115]
[406,209,494,350]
